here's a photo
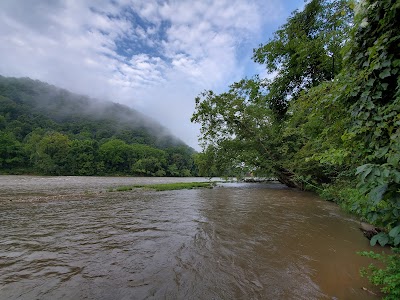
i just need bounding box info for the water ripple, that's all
[0,177,378,300]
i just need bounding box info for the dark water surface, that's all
[0,176,379,299]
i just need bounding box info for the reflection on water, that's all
[0,176,378,299]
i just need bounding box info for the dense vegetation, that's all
[191,0,399,297]
[0,76,197,176]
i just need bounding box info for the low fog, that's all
[0,75,186,149]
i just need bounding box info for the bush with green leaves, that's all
[359,249,400,300]
[341,0,400,246]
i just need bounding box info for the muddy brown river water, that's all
[0,176,380,299]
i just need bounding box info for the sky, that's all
[0,0,304,150]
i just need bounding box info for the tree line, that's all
[0,76,197,176]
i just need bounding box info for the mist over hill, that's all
[0,75,187,148]
[0,75,197,176]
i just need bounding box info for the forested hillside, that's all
[0,75,196,176]
[192,0,399,297]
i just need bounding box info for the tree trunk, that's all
[275,167,304,189]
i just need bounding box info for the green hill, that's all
[0,75,197,176]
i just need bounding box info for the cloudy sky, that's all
[0,0,304,150]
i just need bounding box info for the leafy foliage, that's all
[192,0,354,187]
[191,77,287,180]
[341,0,400,244]
[359,249,400,300]
[253,0,353,119]
[0,76,196,176]
[282,80,354,187]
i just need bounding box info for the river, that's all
[0,176,379,299]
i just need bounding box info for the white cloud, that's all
[0,0,304,150]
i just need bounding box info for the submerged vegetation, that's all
[108,182,215,192]
[0,76,197,177]
[191,0,399,297]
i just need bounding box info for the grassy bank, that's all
[108,181,215,192]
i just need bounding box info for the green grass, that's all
[108,182,215,192]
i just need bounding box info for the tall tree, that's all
[98,139,134,174]
[192,0,353,186]
[68,139,98,175]
[0,132,24,170]
[192,77,298,185]
[33,132,71,175]
[253,0,353,119]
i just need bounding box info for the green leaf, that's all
[394,235,400,246]
[388,154,400,167]
[389,225,400,237]
[375,146,389,158]
[372,168,381,177]
[371,232,389,246]
[356,164,372,175]
[379,68,391,79]
[393,171,400,183]
[369,184,388,204]
[381,83,389,90]
[366,78,375,86]
[365,100,375,109]
[370,234,379,246]
[382,168,390,178]
[361,169,373,182]
[372,91,382,99]
[377,234,389,246]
